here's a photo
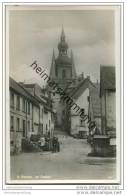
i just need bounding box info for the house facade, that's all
[100,66,116,155]
[88,66,116,157]
[10,78,55,153]
[65,77,100,138]
[20,83,55,138]
[88,83,101,132]
[10,77,39,153]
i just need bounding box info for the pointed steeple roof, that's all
[71,50,77,78]
[58,27,68,54]
[49,49,56,79]
[61,25,65,41]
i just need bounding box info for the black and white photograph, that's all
[4,4,122,185]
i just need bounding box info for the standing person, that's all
[39,136,45,151]
[45,136,50,151]
[56,138,60,152]
[52,136,57,152]
[87,122,95,144]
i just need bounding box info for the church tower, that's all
[49,27,76,89]
[48,27,77,128]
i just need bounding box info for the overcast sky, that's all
[9,8,115,87]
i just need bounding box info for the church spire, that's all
[49,49,56,79]
[58,27,68,55]
[61,25,65,41]
[71,49,77,78]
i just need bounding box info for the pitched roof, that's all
[64,74,84,92]
[100,66,116,96]
[34,95,53,113]
[10,77,39,106]
[21,83,36,88]
[22,83,51,102]
[19,81,54,112]
[90,83,101,117]
[67,77,101,117]
[69,77,96,99]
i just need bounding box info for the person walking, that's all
[52,136,57,152]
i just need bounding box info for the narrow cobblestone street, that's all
[11,134,116,181]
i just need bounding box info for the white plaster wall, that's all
[106,92,116,129]
[10,113,24,152]
[39,104,44,124]
[70,88,89,135]
[43,112,47,134]
[71,88,89,116]
[95,117,101,130]
[33,105,39,134]
[33,124,39,134]
[71,115,80,135]
[33,105,39,124]
[52,93,63,126]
